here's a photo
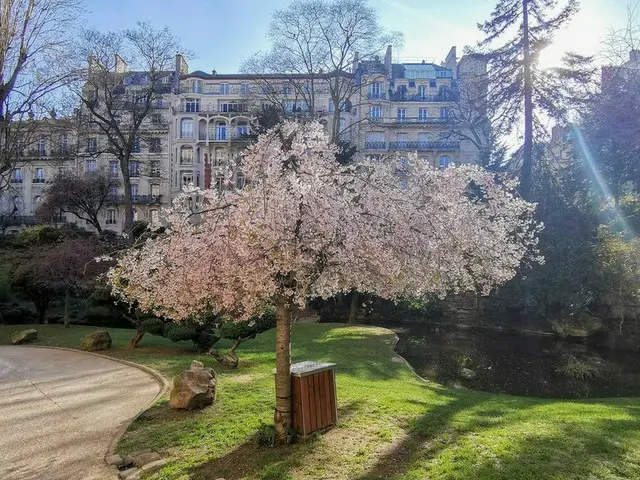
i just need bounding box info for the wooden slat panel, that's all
[324,370,333,426]
[308,374,317,433]
[292,376,302,434]
[316,372,325,428]
[329,370,337,424]
[322,371,330,427]
[302,376,311,436]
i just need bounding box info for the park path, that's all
[0,346,163,480]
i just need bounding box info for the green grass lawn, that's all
[2,323,640,480]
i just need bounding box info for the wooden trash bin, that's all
[290,361,337,436]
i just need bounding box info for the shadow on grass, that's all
[356,394,640,480]
[187,401,366,480]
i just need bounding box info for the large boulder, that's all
[11,328,37,345]
[80,330,112,351]
[551,313,603,338]
[169,360,216,410]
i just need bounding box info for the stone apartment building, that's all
[2,46,486,234]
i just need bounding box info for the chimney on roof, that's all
[384,45,392,76]
[212,69,217,76]
[352,51,359,73]
[175,53,189,76]
[115,53,127,73]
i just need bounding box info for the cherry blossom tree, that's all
[108,121,540,441]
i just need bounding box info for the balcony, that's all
[388,92,459,103]
[108,195,163,204]
[367,92,386,100]
[10,178,23,184]
[32,178,46,184]
[389,141,460,151]
[364,141,387,150]
[371,117,451,125]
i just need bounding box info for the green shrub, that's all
[254,423,277,447]
[555,354,605,380]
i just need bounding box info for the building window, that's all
[237,123,249,137]
[150,209,159,224]
[131,184,138,198]
[59,134,68,155]
[151,184,160,197]
[215,174,225,190]
[396,133,408,147]
[33,195,43,207]
[131,136,140,153]
[106,209,117,225]
[180,118,193,138]
[219,83,230,94]
[11,168,23,183]
[181,171,193,186]
[180,146,193,165]
[408,80,416,88]
[185,98,200,112]
[33,168,45,183]
[150,161,160,177]
[129,161,140,177]
[440,107,450,118]
[430,80,437,88]
[109,186,118,198]
[151,113,163,124]
[38,135,46,156]
[86,159,97,173]
[149,138,161,153]
[418,85,427,98]
[368,82,381,98]
[418,108,429,122]
[215,122,227,140]
[439,156,450,168]
[236,172,245,189]
[240,83,250,95]
[397,108,406,122]
[109,160,119,177]
[189,79,202,93]
[87,137,97,153]
[369,105,382,120]
[155,98,164,109]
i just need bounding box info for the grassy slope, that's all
[2,324,640,480]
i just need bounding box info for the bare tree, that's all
[0,0,82,190]
[39,169,120,233]
[72,22,183,241]
[242,0,402,143]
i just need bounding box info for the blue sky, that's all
[83,0,632,73]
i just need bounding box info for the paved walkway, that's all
[0,346,163,480]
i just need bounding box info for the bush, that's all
[554,354,606,380]
[2,305,38,324]
[254,423,277,447]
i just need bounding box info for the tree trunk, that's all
[120,153,134,244]
[129,328,145,348]
[348,291,359,324]
[63,289,70,328]
[520,0,534,201]
[37,307,46,325]
[274,300,293,443]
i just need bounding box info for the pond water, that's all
[391,322,640,398]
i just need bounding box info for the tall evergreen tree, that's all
[473,0,579,200]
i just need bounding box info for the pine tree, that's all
[473,0,579,200]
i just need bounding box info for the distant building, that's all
[2,46,488,234]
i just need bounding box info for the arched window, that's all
[180,118,193,138]
[11,196,23,215]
